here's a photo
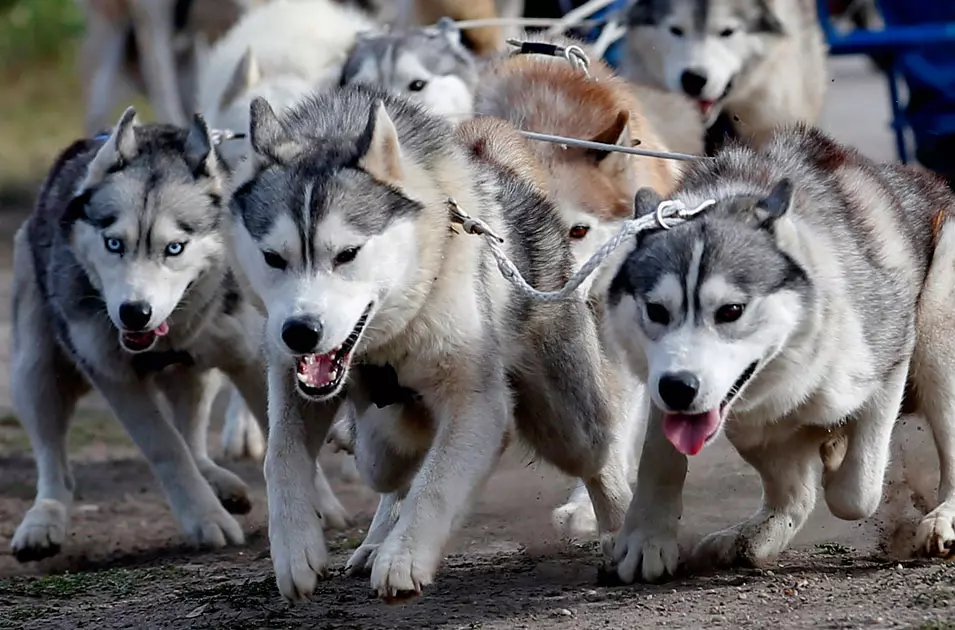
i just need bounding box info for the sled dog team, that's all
[12,0,955,605]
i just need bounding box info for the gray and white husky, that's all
[605,125,955,584]
[621,0,827,151]
[229,84,633,601]
[8,109,347,561]
[339,19,478,123]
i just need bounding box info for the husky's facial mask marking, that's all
[65,107,227,353]
[628,0,785,116]
[232,95,426,401]
[340,19,477,122]
[611,180,808,454]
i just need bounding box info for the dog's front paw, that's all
[370,536,438,603]
[177,499,245,549]
[345,543,380,576]
[552,491,598,540]
[271,504,329,601]
[691,515,790,570]
[220,405,265,462]
[916,503,955,557]
[613,526,679,584]
[691,525,748,569]
[199,463,252,515]
[11,499,69,562]
[326,416,355,455]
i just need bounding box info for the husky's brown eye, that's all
[568,224,590,240]
[669,25,684,37]
[715,303,745,323]
[408,79,427,92]
[646,302,670,325]
[263,250,287,270]
[334,246,361,267]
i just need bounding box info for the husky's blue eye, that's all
[104,237,124,254]
[334,246,361,267]
[165,241,186,257]
[646,302,670,325]
[715,303,745,324]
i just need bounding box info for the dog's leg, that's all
[219,382,265,462]
[224,359,351,530]
[346,489,407,576]
[553,389,648,544]
[354,403,432,494]
[823,360,909,520]
[79,9,129,134]
[127,0,187,125]
[369,373,509,601]
[909,219,955,556]
[155,367,252,515]
[94,375,245,548]
[10,228,90,562]
[691,435,818,570]
[613,406,686,583]
[264,363,341,602]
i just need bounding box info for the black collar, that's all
[131,349,195,377]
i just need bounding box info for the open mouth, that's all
[661,361,759,456]
[697,99,716,117]
[119,321,169,353]
[294,304,372,399]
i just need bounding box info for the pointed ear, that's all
[755,178,793,226]
[359,100,404,184]
[590,111,638,199]
[248,97,302,163]
[220,47,261,111]
[434,17,463,46]
[78,106,139,193]
[755,0,785,34]
[634,187,663,219]
[185,112,222,182]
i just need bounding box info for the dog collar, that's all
[131,349,196,377]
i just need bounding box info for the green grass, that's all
[0,408,133,454]
[0,0,151,193]
[0,565,188,600]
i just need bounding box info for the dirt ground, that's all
[1,58,955,629]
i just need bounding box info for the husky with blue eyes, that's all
[9,107,350,564]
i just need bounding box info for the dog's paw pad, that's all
[201,466,253,515]
[612,528,679,584]
[916,506,955,558]
[551,498,598,540]
[11,500,69,562]
[272,509,329,602]
[182,504,245,549]
[370,541,435,602]
[345,544,380,576]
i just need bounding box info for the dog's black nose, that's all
[282,317,323,354]
[119,301,152,331]
[680,70,708,97]
[658,371,700,411]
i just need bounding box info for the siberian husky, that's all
[340,19,478,124]
[196,0,377,134]
[229,84,633,601]
[77,0,263,134]
[605,125,955,584]
[621,0,828,151]
[9,109,346,562]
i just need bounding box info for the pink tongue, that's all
[662,409,721,456]
[304,353,336,385]
[155,321,169,337]
[698,100,714,116]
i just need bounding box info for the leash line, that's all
[519,130,708,162]
[447,197,716,301]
